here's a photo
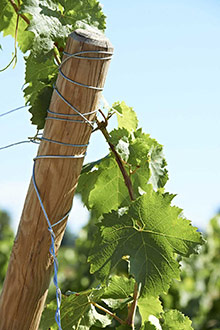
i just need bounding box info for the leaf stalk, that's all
[91,302,126,325]
[9,0,30,25]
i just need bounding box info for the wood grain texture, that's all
[0,28,113,330]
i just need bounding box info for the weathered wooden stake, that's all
[0,29,113,330]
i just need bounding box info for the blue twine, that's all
[32,49,113,330]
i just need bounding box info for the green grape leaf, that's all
[130,163,151,198]
[113,101,138,132]
[138,296,163,323]
[115,138,130,162]
[148,145,168,190]
[109,127,152,197]
[103,275,135,299]
[24,52,57,104]
[29,85,53,129]
[89,156,130,215]
[24,52,57,128]
[78,125,169,215]
[76,166,100,208]
[111,127,168,193]
[77,156,130,216]
[0,0,34,53]
[128,130,168,191]
[40,299,57,329]
[0,0,13,32]
[40,289,111,329]
[58,0,106,31]
[89,186,204,297]
[109,128,131,162]
[21,0,71,55]
[21,0,106,55]
[101,275,135,309]
[109,128,130,146]
[81,155,110,174]
[75,304,112,329]
[41,279,137,329]
[77,151,151,213]
[141,321,157,330]
[162,310,193,330]
[128,132,153,167]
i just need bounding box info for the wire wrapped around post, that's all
[33,49,113,329]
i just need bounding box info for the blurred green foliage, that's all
[161,214,220,330]
[0,210,14,289]
[1,209,219,329]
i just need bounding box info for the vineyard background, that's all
[1,207,220,329]
[0,1,220,329]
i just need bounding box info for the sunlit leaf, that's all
[138,296,163,323]
[89,186,204,297]
[113,101,138,132]
[41,289,111,329]
[162,310,193,330]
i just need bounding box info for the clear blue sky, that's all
[0,0,220,233]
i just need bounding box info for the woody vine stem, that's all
[96,110,140,328]
[96,110,135,201]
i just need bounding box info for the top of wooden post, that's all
[70,27,113,49]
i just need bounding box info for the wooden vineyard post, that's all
[0,29,113,329]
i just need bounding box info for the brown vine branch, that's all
[126,282,141,329]
[9,0,30,25]
[91,302,126,325]
[96,115,135,201]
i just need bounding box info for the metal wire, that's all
[0,139,39,151]
[0,105,28,118]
